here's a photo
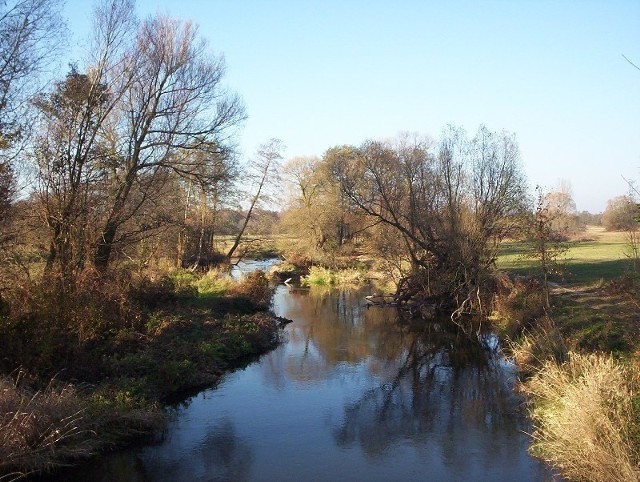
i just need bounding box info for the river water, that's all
[52,283,555,481]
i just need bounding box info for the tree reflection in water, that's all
[140,417,253,482]
[46,285,551,481]
[271,286,531,466]
[332,317,529,470]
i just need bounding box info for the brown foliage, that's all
[227,270,274,311]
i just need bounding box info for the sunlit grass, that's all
[497,226,633,285]
[195,269,232,297]
[301,266,369,287]
[522,353,640,482]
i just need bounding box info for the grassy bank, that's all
[494,228,640,481]
[0,269,286,480]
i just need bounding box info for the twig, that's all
[622,54,640,72]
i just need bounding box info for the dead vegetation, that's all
[522,353,640,482]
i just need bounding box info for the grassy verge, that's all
[301,266,369,287]
[0,269,285,480]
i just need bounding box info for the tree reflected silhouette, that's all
[332,321,529,469]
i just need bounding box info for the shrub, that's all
[227,270,273,310]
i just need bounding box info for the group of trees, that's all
[280,146,367,256]
[281,127,529,313]
[602,195,639,231]
[0,0,283,302]
[35,0,247,281]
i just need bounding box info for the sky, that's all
[63,0,640,213]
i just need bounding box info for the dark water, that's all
[51,285,554,482]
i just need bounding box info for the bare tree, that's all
[525,187,569,308]
[176,148,237,268]
[88,7,245,270]
[0,0,66,147]
[33,0,134,280]
[0,0,65,248]
[31,0,245,276]
[602,195,638,231]
[331,126,528,314]
[226,138,282,260]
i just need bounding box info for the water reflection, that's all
[140,417,253,482]
[49,285,553,481]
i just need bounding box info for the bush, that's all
[522,353,640,481]
[227,270,273,310]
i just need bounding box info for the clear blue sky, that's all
[64,0,640,213]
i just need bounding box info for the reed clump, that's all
[521,352,640,482]
[227,270,274,310]
[507,317,568,376]
[1,372,99,479]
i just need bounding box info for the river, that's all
[50,280,555,481]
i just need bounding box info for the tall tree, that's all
[0,0,65,147]
[92,9,245,269]
[0,0,65,246]
[176,148,237,268]
[34,69,111,278]
[33,0,135,280]
[32,0,245,277]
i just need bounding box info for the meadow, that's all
[497,226,634,285]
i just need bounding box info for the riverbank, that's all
[492,272,640,481]
[0,269,288,481]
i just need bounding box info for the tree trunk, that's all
[94,221,118,271]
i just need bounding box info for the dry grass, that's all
[522,353,640,482]
[0,372,95,480]
[0,371,164,481]
[508,318,568,376]
[490,275,547,337]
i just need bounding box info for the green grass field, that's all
[497,226,636,285]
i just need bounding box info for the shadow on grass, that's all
[551,296,631,353]
[499,259,634,286]
[564,259,633,285]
